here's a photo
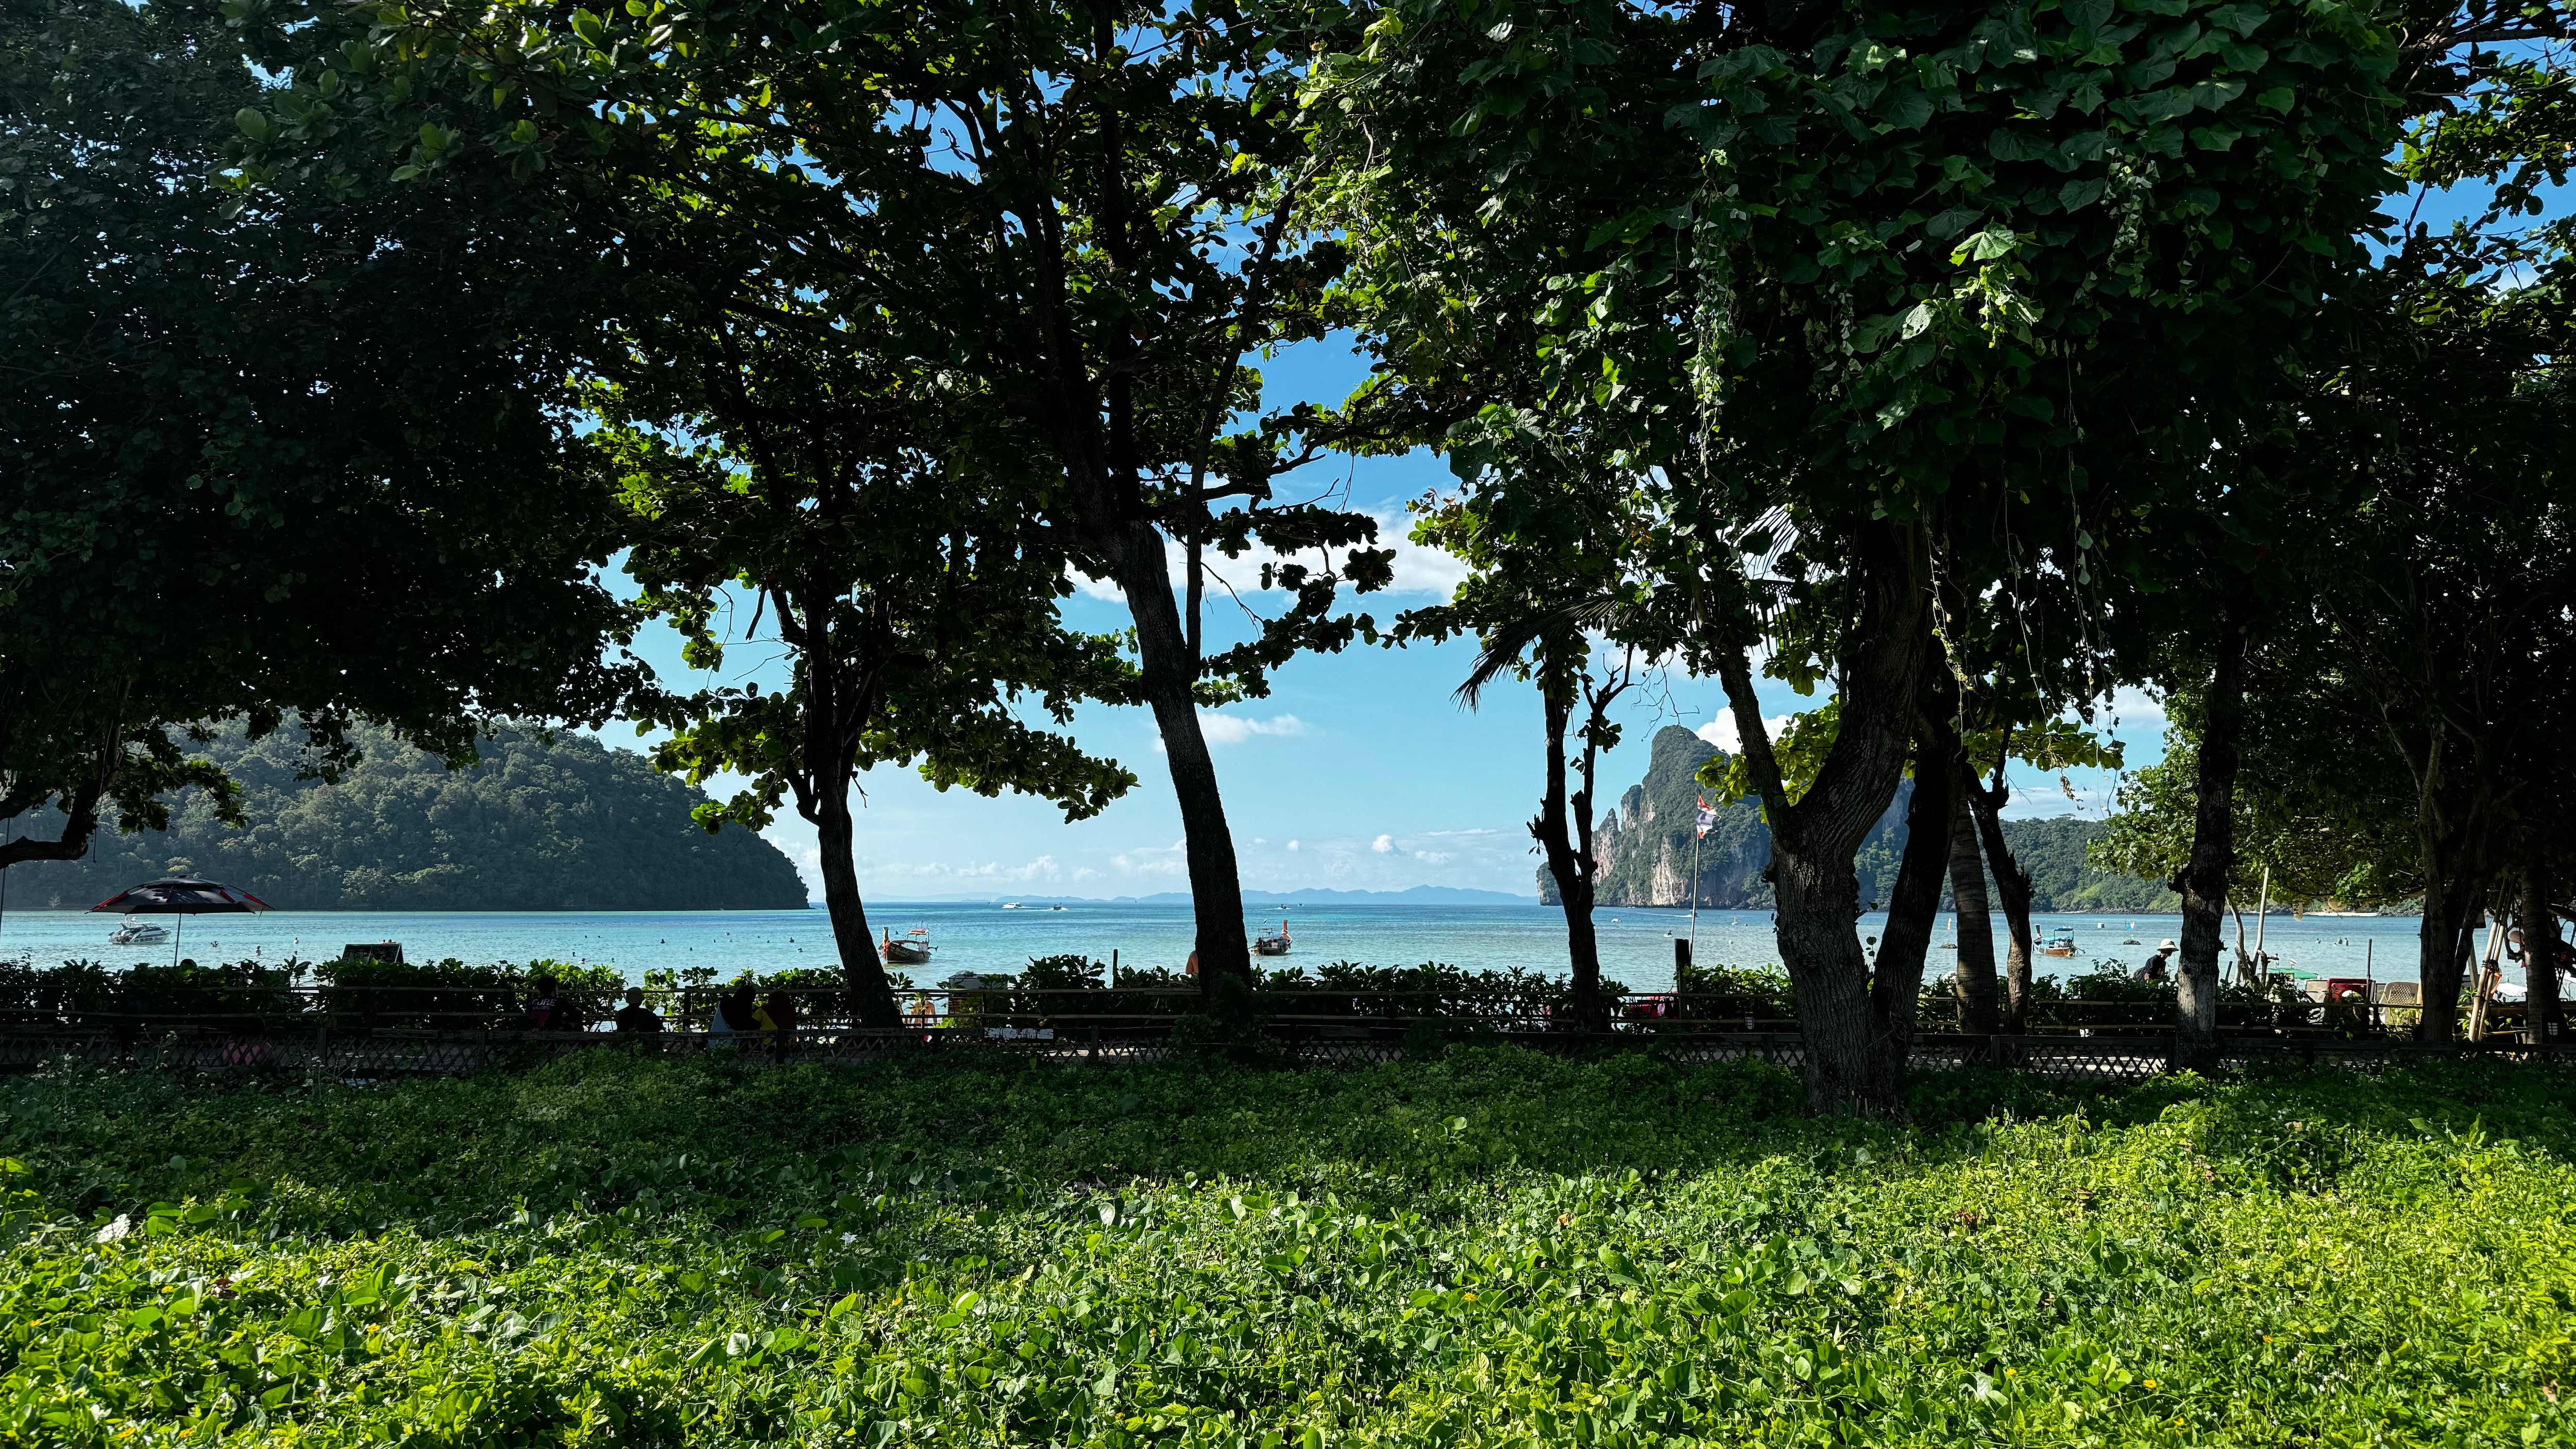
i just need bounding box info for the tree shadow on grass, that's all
[5,1042,2572,1236]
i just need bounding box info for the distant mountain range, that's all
[883,885,1541,906]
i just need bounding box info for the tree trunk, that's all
[1106,519,1251,997]
[1531,681,1606,1032]
[2417,870,2482,1044]
[1773,846,1905,1114]
[1947,771,2000,1036]
[1964,779,2033,1034]
[1870,720,1957,1040]
[1714,522,1930,1116]
[2174,607,2246,1066]
[811,790,902,1028]
[2523,863,2561,1053]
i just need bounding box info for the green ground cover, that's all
[1,1048,2571,1446]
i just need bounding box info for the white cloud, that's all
[2104,687,2166,725]
[1413,849,1451,863]
[852,854,1068,882]
[1695,711,1797,756]
[1371,833,1394,854]
[1109,838,1192,877]
[1287,840,1301,851]
[1195,711,1308,746]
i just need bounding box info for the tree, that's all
[2094,1,2576,1053]
[1399,464,1654,1034]
[3,0,635,864]
[2096,238,2576,1045]
[2292,246,2576,1041]
[603,339,1136,1024]
[1310,0,2404,1112]
[255,0,1395,1001]
[1962,714,2125,1034]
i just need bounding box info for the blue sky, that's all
[612,175,2534,902]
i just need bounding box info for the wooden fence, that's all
[0,980,2536,1084]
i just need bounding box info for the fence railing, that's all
[0,981,2513,1045]
[0,1019,2540,1088]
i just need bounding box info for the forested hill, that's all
[1,723,808,911]
[1541,725,2179,912]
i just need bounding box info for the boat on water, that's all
[2040,935,2080,957]
[883,928,935,965]
[1253,919,1292,957]
[1002,902,1023,910]
[108,921,170,945]
[1049,904,1067,911]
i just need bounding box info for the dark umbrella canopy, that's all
[89,879,273,915]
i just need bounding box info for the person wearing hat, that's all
[2137,940,2178,983]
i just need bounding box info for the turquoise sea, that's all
[0,900,2472,990]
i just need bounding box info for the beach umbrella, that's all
[90,879,272,965]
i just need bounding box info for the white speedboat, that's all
[108,921,170,945]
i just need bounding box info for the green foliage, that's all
[598,231,1140,836]
[0,720,807,911]
[0,957,628,1030]
[313,958,625,1032]
[1020,955,1109,993]
[1,0,637,863]
[1259,960,1630,1023]
[1697,704,1839,814]
[1311,0,2406,633]
[1673,962,1800,1018]
[0,959,303,1028]
[3,1052,2575,1443]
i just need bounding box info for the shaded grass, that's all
[2,1046,2572,1444]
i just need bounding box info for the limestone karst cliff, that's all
[1540,724,2179,911]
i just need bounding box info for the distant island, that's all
[2,722,807,911]
[1547,725,2180,913]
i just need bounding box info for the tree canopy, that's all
[1,0,637,866]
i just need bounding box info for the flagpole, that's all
[1689,827,1702,949]
[1689,796,1708,950]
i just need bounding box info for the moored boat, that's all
[1253,918,1292,956]
[883,927,934,965]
